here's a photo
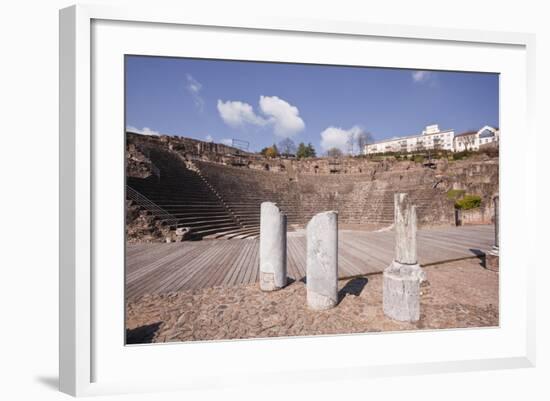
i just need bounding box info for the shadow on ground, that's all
[126,322,162,344]
[469,248,486,267]
[338,277,369,302]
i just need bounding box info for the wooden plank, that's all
[201,241,238,288]
[183,240,234,290]
[125,225,494,295]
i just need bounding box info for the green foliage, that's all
[413,155,425,163]
[452,151,470,160]
[296,142,316,158]
[447,189,466,200]
[455,195,482,210]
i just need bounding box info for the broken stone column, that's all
[306,211,338,310]
[383,193,426,322]
[259,202,287,291]
[485,195,499,272]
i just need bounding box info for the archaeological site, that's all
[125,131,500,344]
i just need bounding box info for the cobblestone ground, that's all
[126,258,498,344]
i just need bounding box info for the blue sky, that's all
[125,55,499,153]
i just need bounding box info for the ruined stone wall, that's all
[459,207,494,225]
[195,160,458,227]
[441,159,499,206]
[127,131,250,163]
[126,143,154,178]
[126,200,171,243]
[126,133,498,230]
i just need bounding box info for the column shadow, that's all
[126,322,162,344]
[338,277,369,303]
[469,248,486,267]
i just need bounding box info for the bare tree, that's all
[278,138,297,156]
[356,131,374,154]
[326,147,344,158]
[456,130,477,151]
[463,134,477,151]
[346,133,355,155]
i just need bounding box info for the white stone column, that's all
[383,193,426,322]
[259,202,287,291]
[493,195,499,250]
[485,195,499,272]
[306,211,338,310]
[394,192,417,264]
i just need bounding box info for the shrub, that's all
[447,189,466,200]
[452,151,470,160]
[455,195,482,210]
[413,155,425,163]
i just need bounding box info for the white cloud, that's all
[217,99,268,128]
[412,71,432,82]
[205,134,213,142]
[126,126,161,136]
[220,138,233,146]
[217,96,305,138]
[412,70,435,84]
[186,74,204,111]
[258,96,305,137]
[320,125,364,154]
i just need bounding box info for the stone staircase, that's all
[126,148,258,240]
[193,161,401,230]
[127,153,455,241]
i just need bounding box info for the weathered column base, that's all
[307,290,337,311]
[383,260,426,322]
[485,247,499,272]
[259,271,286,292]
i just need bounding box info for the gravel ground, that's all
[126,258,498,344]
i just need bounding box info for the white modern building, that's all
[453,125,499,152]
[363,124,499,155]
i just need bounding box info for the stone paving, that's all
[126,258,498,344]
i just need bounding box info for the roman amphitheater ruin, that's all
[125,131,500,341]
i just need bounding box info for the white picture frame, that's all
[59,4,536,397]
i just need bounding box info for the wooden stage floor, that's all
[126,225,494,299]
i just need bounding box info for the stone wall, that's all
[126,143,154,178]
[126,133,498,230]
[195,160,458,227]
[126,200,171,243]
[459,205,494,225]
[127,131,250,166]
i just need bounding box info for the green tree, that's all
[296,142,316,158]
[296,142,307,158]
[306,142,316,157]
